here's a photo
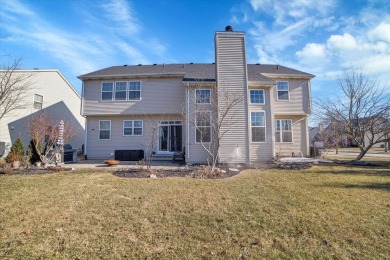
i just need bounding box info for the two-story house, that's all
[78,27,314,164]
[0,69,85,156]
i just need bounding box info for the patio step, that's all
[150,154,173,161]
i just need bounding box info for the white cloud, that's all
[368,22,390,43]
[115,41,149,64]
[327,33,358,50]
[100,0,140,35]
[296,43,326,58]
[250,0,336,25]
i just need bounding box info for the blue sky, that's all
[1,0,389,99]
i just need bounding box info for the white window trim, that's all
[33,93,44,110]
[195,89,211,104]
[101,82,114,102]
[276,81,290,101]
[114,81,128,101]
[123,120,143,136]
[249,89,265,105]
[99,120,111,140]
[128,81,142,101]
[275,119,293,143]
[195,111,211,144]
[250,110,267,143]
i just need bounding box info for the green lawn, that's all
[1,166,389,259]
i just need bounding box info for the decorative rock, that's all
[149,174,157,178]
[229,168,239,172]
[221,170,227,173]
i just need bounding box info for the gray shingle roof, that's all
[78,63,314,82]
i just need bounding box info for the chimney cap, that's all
[225,25,233,32]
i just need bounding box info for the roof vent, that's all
[190,62,193,64]
[276,65,279,70]
[256,63,260,65]
[225,25,233,32]
[124,65,128,66]
[153,64,157,66]
[138,64,142,66]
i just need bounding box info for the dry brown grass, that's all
[0,166,389,259]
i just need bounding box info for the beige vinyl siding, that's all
[273,79,311,115]
[82,77,185,116]
[0,70,84,151]
[215,32,249,164]
[274,115,309,157]
[186,85,216,164]
[248,88,273,162]
[86,115,184,159]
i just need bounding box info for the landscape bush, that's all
[6,138,24,163]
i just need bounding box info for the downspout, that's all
[81,81,88,158]
[84,118,88,158]
[308,80,312,114]
[186,83,190,160]
[306,80,312,156]
[270,85,275,158]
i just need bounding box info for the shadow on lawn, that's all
[320,182,390,191]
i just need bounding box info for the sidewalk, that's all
[331,151,390,158]
[67,160,186,170]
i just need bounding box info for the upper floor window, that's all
[99,120,111,140]
[196,89,211,104]
[101,82,114,101]
[277,81,289,101]
[275,119,292,143]
[251,111,266,142]
[195,111,211,143]
[33,94,43,110]
[123,120,143,136]
[249,89,265,104]
[115,82,127,101]
[101,81,141,101]
[129,81,141,100]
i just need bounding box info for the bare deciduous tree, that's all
[27,112,81,164]
[183,81,245,174]
[0,58,32,120]
[316,71,390,161]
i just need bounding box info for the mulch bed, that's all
[112,167,241,179]
[1,166,73,176]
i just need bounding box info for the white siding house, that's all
[0,70,85,156]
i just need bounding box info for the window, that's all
[275,119,292,143]
[196,89,211,104]
[33,94,43,110]
[195,111,211,143]
[251,111,266,142]
[277,81,289,101]
[123,120,143,136]
[129,81,141,100]
[250,89,265,104]
[102,82,114,101]
[115,82,127,101]
[99,120,111,140]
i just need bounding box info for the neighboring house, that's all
[78,27,314,164]
[0,69,85,156]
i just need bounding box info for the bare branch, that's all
[0,57,33,120]
[315,70,390,160]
